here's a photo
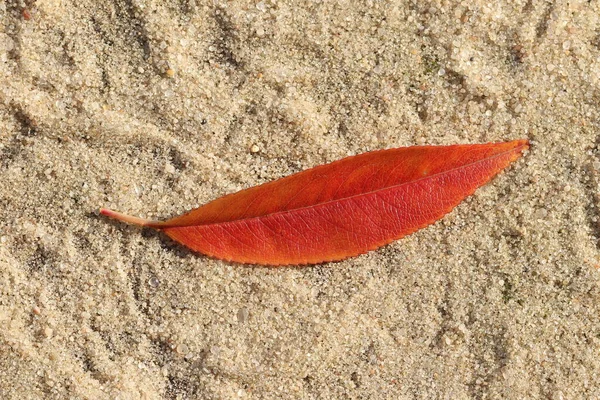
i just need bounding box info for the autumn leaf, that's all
[100,140,529,265]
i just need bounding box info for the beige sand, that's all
[2,0,600,398]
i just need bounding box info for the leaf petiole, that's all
[99,208,165,229]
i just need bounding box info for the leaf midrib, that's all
[163,143,526,229]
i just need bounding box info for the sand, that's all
[1,0,600,398]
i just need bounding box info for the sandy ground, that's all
[1,0,600,398]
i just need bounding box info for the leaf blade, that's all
[101,140,528,265]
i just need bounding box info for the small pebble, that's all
[43,327,53,338]
[166,68,175,78]
[250,144,260,153]
[148,276,160,288]
[176,343,189,355]
[237,307,249,323]
[536,208,548,219]
[165,162,175,174]
[32,306,41,315]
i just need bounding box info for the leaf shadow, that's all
[144,228,195,260]
[94,210,193,259]
[94,209,356,270]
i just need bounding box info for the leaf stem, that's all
[99,208,164,228]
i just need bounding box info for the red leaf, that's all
[100,140,528,265]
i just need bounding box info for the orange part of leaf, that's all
[100,140,529,265]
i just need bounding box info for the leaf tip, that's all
[513,139,530,151]
[503,139,529,160]
[519,138,530,148]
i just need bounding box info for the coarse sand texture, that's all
[1,1,600,399]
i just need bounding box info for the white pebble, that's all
[165,162,175,174]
